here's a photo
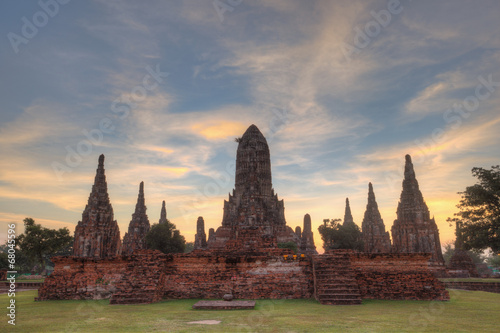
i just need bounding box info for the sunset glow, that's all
[1,1,499,252]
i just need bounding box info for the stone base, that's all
[192,300,256,310]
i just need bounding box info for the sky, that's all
[1,0,499,252]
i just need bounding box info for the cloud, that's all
[192,121,248,141]
[0,101,79,146]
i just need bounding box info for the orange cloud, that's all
[192,121,247,140]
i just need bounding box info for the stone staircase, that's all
[313,251,362,305]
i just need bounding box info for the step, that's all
[316,282,359,286]
[318,293,361,298]
[319,300,362,305]
[316,281,359,286]
[315,270,355,275]
[316,288,359,294]
[316,270,355,277]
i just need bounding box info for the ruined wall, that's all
[350,253,449,301]
[110,250,170,304]
[38,252,449,302]
[163,252,314,299]
[36,256,128,300]
[37,252,314,301]
[443,281,500,293]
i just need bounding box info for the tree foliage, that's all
[278,241,298,254]
[15,218,73,274]
[0,251,8,270]
[318,218,363,251]
[145,219,186,254]
[447,166,500,254]
[441,242,483,266]
[184,242,194,253]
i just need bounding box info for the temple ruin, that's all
[193,216,207,250]
[300,214,317,255]
[206,125,300,252]
[343,198,356,227]
[361,183,391,253]
[72,154,121,258]
[122,182,150,255]
[448,222,479,277]
[158,200,167,224]
[38,125,449,305]
[391,155,445,265]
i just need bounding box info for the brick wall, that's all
[37,256,128,300]
[350,253,449,301]
[163,252,314,299]
[38,251,449,302]
[444,281,500,293]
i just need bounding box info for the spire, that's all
[397,154,428,221]
[159,200,167,224]
[362,183,391,253]
[300,213,317,254]
[73,154,121,258]
[235,124,272,197]
[136,181,145,212]
[194,216,207,249]
[91,154,109,206]
[391,154,445,264]
[303,214,312,233]
[366,183,379,214]
[404,154,416,180]
[455,221,464,251]
[295,226,302,239]
[343,198,354,226]
[122,181,150,255]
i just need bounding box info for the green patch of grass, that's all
[1,279,45,283]
[439,278,500,283]
[1,290,499,332]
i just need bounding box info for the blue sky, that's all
[1,0,499,250]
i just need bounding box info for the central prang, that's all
[203,124,311,253]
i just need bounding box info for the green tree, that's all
[485,254,500,268]
[447,166,500,254]
[277,241,298,254]
[145,219,186,254]
[442,242,454,265]
[0,252,8,270]
[441,241,483,266]
[184,242,194,253]
[318,218,363,251]
[16,218,73,274]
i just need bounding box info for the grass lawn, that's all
[1,289,499,332]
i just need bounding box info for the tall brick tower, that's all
[300,214,317,254]
[343,198,355,227]
[361,183,391,253]
[73,154,121,258]
[194,216,207,250]
[122,182,150,255]
[158,200,167,224]
[209,124,300,251]
[391,155,444,263]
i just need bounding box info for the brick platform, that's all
[444,281,500,293]
[38,250,449,304]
